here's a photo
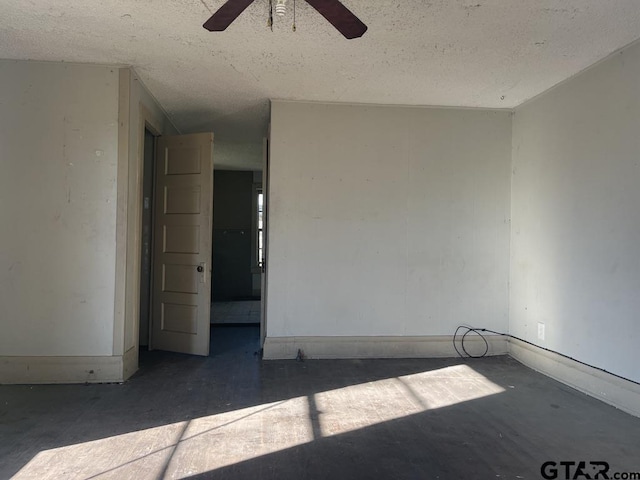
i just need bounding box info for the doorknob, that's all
[197,262,207,284]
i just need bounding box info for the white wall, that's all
[511,42,640,383]
[268,101,511,340]
[0,61,119,356]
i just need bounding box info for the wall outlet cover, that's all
[537,322,545,341]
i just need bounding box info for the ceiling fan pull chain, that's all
[292,0,297,31]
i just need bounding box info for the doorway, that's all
[138,127,155,348]
[210,170,263,354]
[133,127,267,365]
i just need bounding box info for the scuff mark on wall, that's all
[8,262,21,272]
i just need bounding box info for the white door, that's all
[150,133,214,356]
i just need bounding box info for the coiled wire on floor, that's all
[453,325,499,358]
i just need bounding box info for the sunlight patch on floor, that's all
[13,421,189,480]
[14,398,313,480]
[14,365,504,479]
[315,364,505,438]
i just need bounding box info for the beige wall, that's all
[511,41,640,383]
[0,62,176,383]
[0,61,119,357]
[267,101,512,343]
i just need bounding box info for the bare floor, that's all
[1,327,639,479]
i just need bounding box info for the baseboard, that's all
[122,346,138,381]
[263,335,508,360]
[509,339,640,418]
[0,355,125,384]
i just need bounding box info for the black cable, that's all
[453,325,640,387]
[453,325,489,358]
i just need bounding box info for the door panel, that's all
[151,133,213,356]
[165,186,202,214]
[164,224,201,253]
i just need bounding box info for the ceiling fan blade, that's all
[203,0,256,31]
[304,0,367,39]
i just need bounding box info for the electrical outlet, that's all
[537,322,545,341]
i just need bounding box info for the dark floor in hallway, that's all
[1,327,639,479]
[209,324,261,356]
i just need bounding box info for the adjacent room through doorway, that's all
[211,169,264,354]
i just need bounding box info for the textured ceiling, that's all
[2,0,640,148]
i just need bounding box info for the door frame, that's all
[121,99,165,380]
[136,120,160,349]
[260,132,270,348]
[138,114,162,349]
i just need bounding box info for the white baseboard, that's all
[263,335,508,360]
[122,346,138,381]
[0,355,125,384]
[509,339,640,418]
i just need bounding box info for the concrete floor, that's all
[1,327,639,479]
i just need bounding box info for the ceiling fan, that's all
[203,0,367,39]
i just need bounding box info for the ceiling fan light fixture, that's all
[275,0,287,16]
[203,0,367,39]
